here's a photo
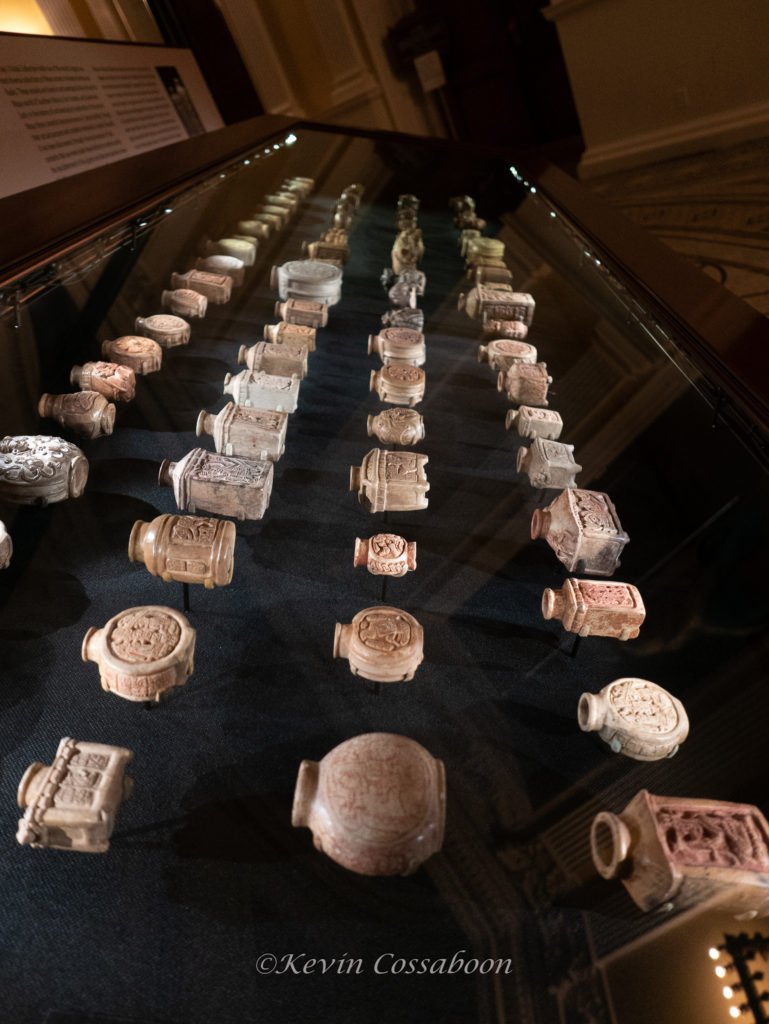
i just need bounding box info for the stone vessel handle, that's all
[291,759,318,827]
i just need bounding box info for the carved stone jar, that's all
[505,405,563,440]
[196,403,287,461]
[237,340,308,378]
[271,259,342,305]
[381,307,424,332]
[170,270,231,304]
[134,314,190,348]
[203,237,257,265]
[498,362,552,406]
[590,790,769,918]
[0,520,11,569]
[465,237,505,263]
[292,733,445,876]
[367,408,425,446]
[161,288,207,319]
[101,335,162,375]
[334,607,424,683]
[0,435,88,505]
[517,437,581,489]
[274,298,328,328]
[458,287,535,325]
[354,534,416,577]
[223,369,300,413]
[38,391,115,439]
[478,338,537,371]
[195,254,245,285]
[531,488,629,575]
[370,365,425,407]
[350,449,429,512]
[369,327,426,366]
[235,220,271,242]
[71,361,136,402]
[16,737,133,853]
[302,239,349,264]
[578,678,689,760]
[158,448,274,520]
[82,605,195,702]
[541,578,645,640]
[129,513,236,588]
[482,318,529,340]
[263,320,317,351]
[473,265,514,287]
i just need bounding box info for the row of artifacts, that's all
[449,195,769,922]
[13,171,767,930]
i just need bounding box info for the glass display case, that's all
[1,117,768,1024]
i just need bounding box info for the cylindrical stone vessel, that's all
[370,365,425,407]
[505,405,563,440]
[161,288,207,319]
[333,607,424,683]
[353,534,416,577]
[38,392,115,439]
[478,339,537,371]
[101,336,162,375]
[368,328,426,366]
[134,315,190,348]
[128,513,236,588]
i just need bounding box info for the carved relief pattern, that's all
[542,441,565,461]
[358,612,412,652]
[579,582,634,606]
[54,786,96,808]
[70,752,109,770]
[656,806,769,872]
[247,372,293,392]
[144,315,185,331]
[385,453,419,482]
[233,408,283,430]
[114,336,151,353]
[371,534,407,559]
[193,452,268,486]
[284,260,338,281]
[0,436,78,482]
[171,518,217,546]
[574,492,616,534]
[109,609,181,663]
[386,365,422,383]
[608,680,678,732]
[323,737,430,843]
[67,392,99,411]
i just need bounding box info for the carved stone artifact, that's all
[292,733,445,876]
[235,220,271,241]
[0,520,12,569]
[161,288,207,319]
[0,435,88,505]
[367,408,425,446]
[473,265,513,287]
[465,237,505,263]
[274,298,328,328]
[271,260,342,305]
[517,437,581,489]
[170,270,231,304]
[392,229,424,272]
[70,361,136,403]
[381,268,426,296]
[398,193,420,211]
[196,403,287,461]
[477,338,537,370]
[264,320,317,351]
[38,392,115,439]
[255,204,288,228]
[590,790,769,918]
[505,405,563,440]
[302,239,350,264]
[237,340,308,378]
[459,229,481,256]
[129,513,236,588]
[531,488,629,575]
[134,314,190,348]
[223,369,300,413]
[158,449,273,520]
[498,362,552,406]
[101,335,162,375]
[195,254,245,285]
[459,287,535,325]
[579,678,689,760]
[482,318,529,340]
[16,737,133,853]
[386,280,417,309]
[82,605,195,702]
[370,365,425,407]
[264,192,298,213]
[334,607,424,683]
[369,327,426,366]
[542,578,645,639]
[203,237,257,265]
[381,307,424,332]
[354,534,416,577]
[350,449,429,512]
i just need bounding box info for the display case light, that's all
[550,211,557,218]
[530,186,537,193]
[716,966,727,978]
[273,144,280,150]
[710,947,722,960]
[243,159,250,165]
[723,985,734,998]
[164,208,172,215]
[728,1007,740,1019]
[285,133,298,145]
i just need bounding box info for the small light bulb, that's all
[285,133,297,145]
[550,211,557,218]
[243,159,250,165]
[723,986,734,999]
[164,207,172,215]
[709,947,721,960]
[716,966,727,978]
[530,186,537,193]
[729,1008,740,1019]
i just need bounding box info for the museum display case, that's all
[1,116,768,1024]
